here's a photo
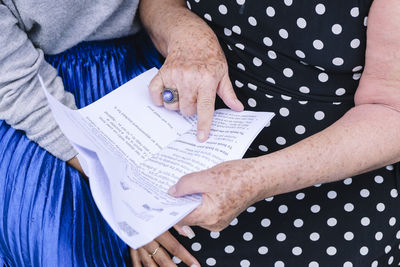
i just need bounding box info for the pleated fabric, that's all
[0,31,161,267]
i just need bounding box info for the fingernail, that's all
[182,225,195,239]
[234,99,244,109]
[197,130,206,142]
[168,185,177,196]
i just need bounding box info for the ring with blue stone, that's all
[162,88,179,104]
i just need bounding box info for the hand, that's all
[67,156,85,176]
[169,159,265,232]
[130,230,200,267]
[148,24,244,142]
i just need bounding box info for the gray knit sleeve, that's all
[0,4,78,161]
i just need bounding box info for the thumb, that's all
[168,172,208,197]
[217,73,244,112]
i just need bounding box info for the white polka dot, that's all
[243,232,253,241]
[375,231,383,241]
[227,44,232,51]
[352,66,363,72]
[266,6,275,17]
[296,193,305,200]
[206,258,216,266]
[313,40,324,50]
[335,88,346,96]
[360,246,368,255]
[297,18,307,29]
[261,218,271,227]
[386,165,394,171]
[350,39,360,48]
[258,246,268,255]
[311,205,321,213]
[344,203,354,212]
[343,261,353,267]
[279,29,289,39]
[327,190,337,199]
[371,260,378,267]
[310,232,320,241]
[224,28,232,36]
[203,14,213,21]
[364,16,368,26]
[268,50,277,59]
[276,136,286,145]
[344,231,354,241]
[389,217,396,226]
[218,5,228,15]
[191,242,202,251]
[315,4,326,15]
[277,233,286,241]
[193,0,199,2]
[385,245,392,254]
[172,256,182,264]
[283,68,293,77]
[331,24,342,35]
[332,57,344,66]
[266,77,276,84]
[258,145,268,152]
[284,0,293,6]
[350,7,359,17]
[344,178,352,185]
[210,231,220,238]
[247,206,256,213]
[281,95,292,100]
[237,0,245,4]
[230,218,238,226]
[327,246,337,256]
[248,16,257,26]
[274,261,285,267]
[224,245,235,254]
[309,262,319,267]
[279,205,289,213]
[388,256,394,265]
[318,73,329,82]
[391,189,398,198]
[248,98,257,107]
[279,108,290,117]
[263,37,273,47]
[376,203,385,212]
[327,217,337,227]
[314,111,325,120]
[235,43,245,50]
[292,246,302,256]
[295,50,306,59]
[374,175,384,184]
[265,197,274,202]
[235,80,244,88]
[294,218,304,228]
[295,125,306,135]
[232,25,241,34]
[352,73,361,80]
[240,260,250,267]
[361,217,370,226]
[237,63,245,71]
[253,57,262,67]
[186,1,191,10]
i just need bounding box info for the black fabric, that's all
[173,1,400,266]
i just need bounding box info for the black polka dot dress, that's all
[174,1,400,266]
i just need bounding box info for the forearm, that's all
[256,103,400,199]
[139,0,218,57]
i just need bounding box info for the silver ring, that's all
[162,88,179,104]
[148,245,160,258]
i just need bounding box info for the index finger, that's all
[196,86,216,142]
[157,231,200,267]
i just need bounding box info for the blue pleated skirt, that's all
[0,31,161,267]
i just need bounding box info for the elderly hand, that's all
[148,25,244,142]
[168,158,266,232]
[130,229,200,267]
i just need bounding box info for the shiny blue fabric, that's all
[0,31,161,267]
